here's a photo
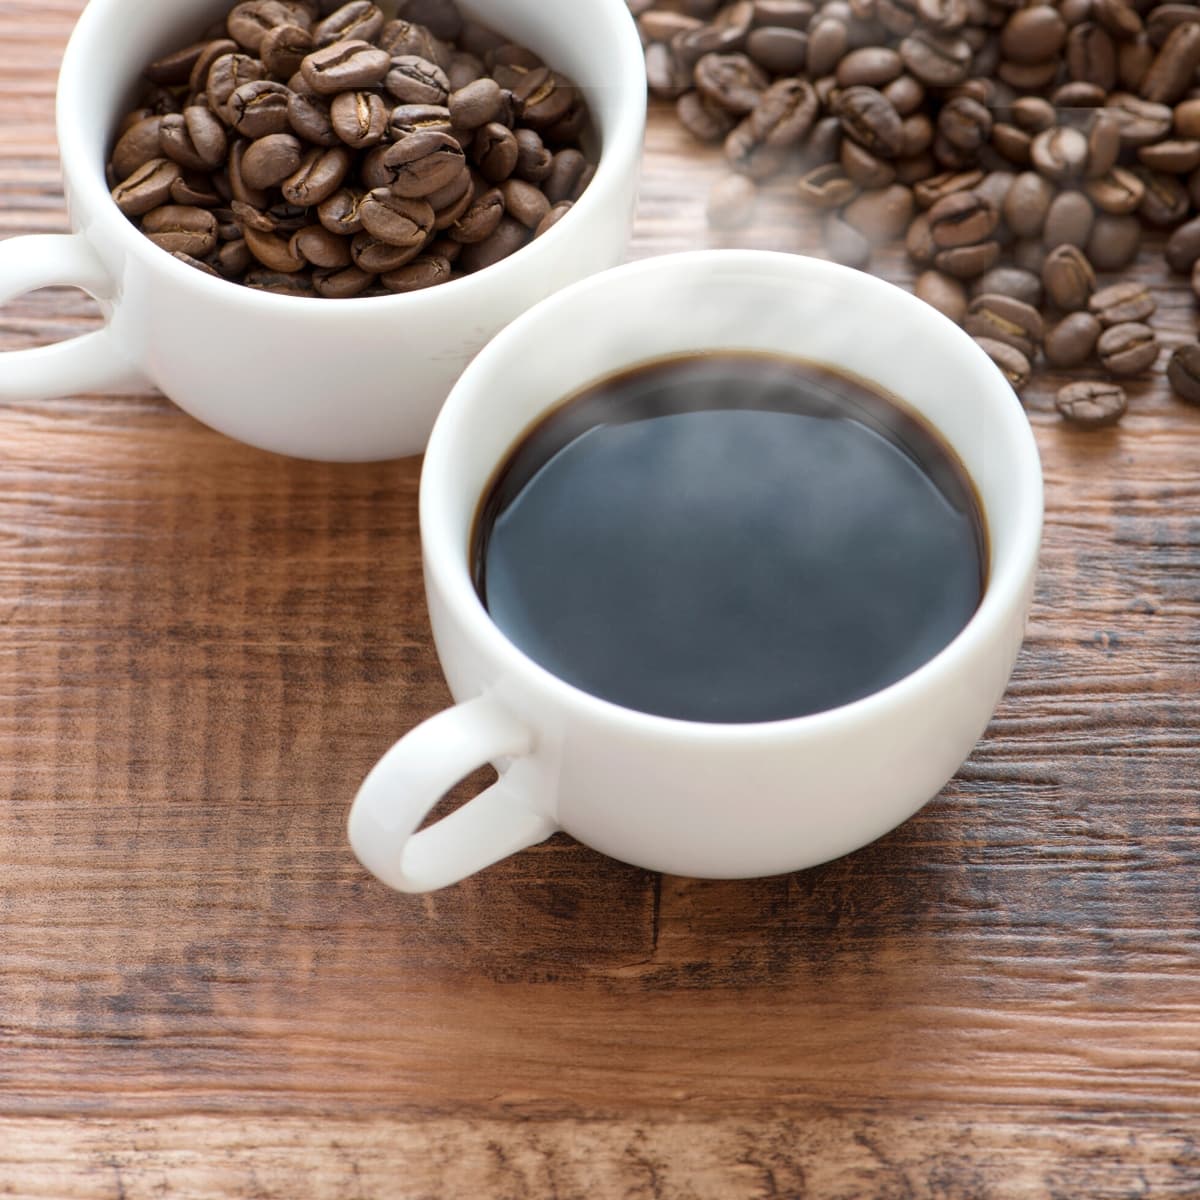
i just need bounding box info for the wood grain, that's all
[1,2,1199,1196]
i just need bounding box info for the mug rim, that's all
[54,0,647,313]
[422,249,1045,742]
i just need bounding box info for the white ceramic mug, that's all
[349,250,1045,893]
[0,0,645,462]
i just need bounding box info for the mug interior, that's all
[56,0,644,294]
[425,251,1044,713]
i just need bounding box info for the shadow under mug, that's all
[0,0,645,462]
[348,250,1045,894]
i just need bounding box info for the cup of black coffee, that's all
[349,250,1044,893]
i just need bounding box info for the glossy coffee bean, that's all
[1056,381,1128,428]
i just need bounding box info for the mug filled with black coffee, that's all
[348,249,1044,894]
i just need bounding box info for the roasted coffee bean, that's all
[331,90,390,148]
[1105,92,1173,147]
[1043,190,1095,248]
[207,53,267,120]
[261,23,315,76]
[905,212,935,263]
[823,212,872,267]
[678,90,738,142]
[1054,81,1108,108]
[498,177,550,229]
[1097,321,1158,375]
[381,253,454,292]
[797,162,858,208]
[1140,22,1200,105]
[448,77,502,129]
[112,117,165,181]
[900,113,934,158]
[842,182,914,242]
[395,0,463,41]
[1087,212,1141,270]
[290,223,353,268]
[914,269,967,323]
[160,107,229,173]
[534,200,574,238]
[314,3,386,48]
[751,78,818,146]
[745,26,809,73]
[112,158,182,216]
[1084,165,1145,213]
[1001,5,1067,64]
[1095,0,1142,41]
[992,122,1033,165]
[513,67,576,130]
[836,86,905,158]
[899,29,972,86]
[1089,280,1156,326]
[301,39,391,93]
[142,205,219,257]
[1031,126,1089,181]
[1165,214,1200,273]
[358,188,435,248]
[934,240,1000,278]
[708,172,758,228]
[1167,344,1200,405]
[386,55,451,106]
[1085,111,1122,178]
[146,41,211,87]
[1176,97,1200,139]
[317,187,366,235]
[225,82,289,141]
[448,187,504,243]
[965,293,1043,357]
[1065,21,1117,90]
[389,103,454,139]
[240,133,304,189]
[914,168,983,208]
[1045,311,1102,367]
[458,215,531,271]
[287,91,340,146]
[695,52,770,114]
[807,17,849,77]
[975,266,1042,307]
[281,144,353,205]
[937,95,991,152]
[1139,137,1200,173]
[172,250,222,278]
[545,149,589,203]
[837,46,903,86]
[227,1,306,54]
[351,229,425,272]
[513,128,554,181]
[646,43,692,98]
[974,335,1032,390]
[928,190,998,248]
[841,140,896,188]
[312,263,374,297]
[243,223,308,272]
[1136,167,1189,226]
[882,74,924,116]
[1043,244,1096,310]
[473,122,519,182]
[1056,380,1127,428]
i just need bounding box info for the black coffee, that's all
[472,352,987,724]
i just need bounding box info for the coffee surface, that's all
[473,353,987,724]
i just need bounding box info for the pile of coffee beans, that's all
[632,0,1200,428]
[108,0,595,297]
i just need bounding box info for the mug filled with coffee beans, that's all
[348,250,1044,894]
[0,0,645,460]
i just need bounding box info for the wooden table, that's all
[2,4,1199,1195]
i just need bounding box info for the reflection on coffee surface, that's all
[472,353,987,724]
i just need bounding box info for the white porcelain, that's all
[0,0,645,462]
[349,250,1045,893]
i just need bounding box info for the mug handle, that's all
[347,694,558,893]
[0,234,148,400]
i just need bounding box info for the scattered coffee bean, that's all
[1089,281,1157,327]
[1097,321,1159,375]
[635,0,1200,427]
[1056,380,1128,428]
[1167,343,1200,404]
[110,0,595,294]
[1045,311,1103,368]
[974,335,1032,392]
